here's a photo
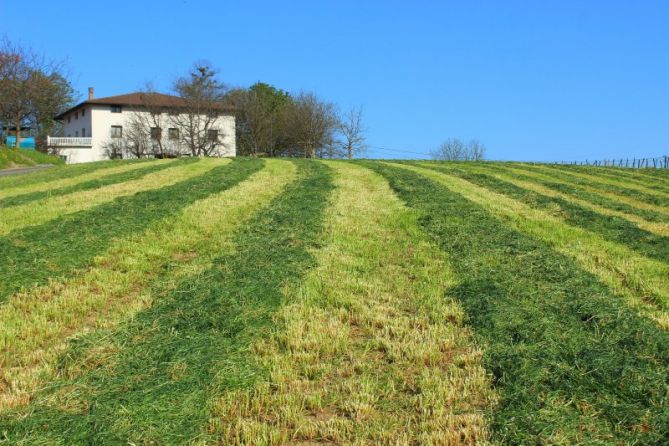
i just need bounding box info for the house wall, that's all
[60,107,95,163]
[58,105,236,164]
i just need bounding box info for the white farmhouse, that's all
[49,88,236,164]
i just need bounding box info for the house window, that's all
[67,116,71,123]
[82,128,86,137]
[168,128,179,140]
[207,129,219,142]
[75,130,79,137]
[75,111,78,119]
[111,125,123,138]
[150,127,161,140]
[81,109,85,117]
[111,105,122,113]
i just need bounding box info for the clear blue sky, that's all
[3,1,668,160]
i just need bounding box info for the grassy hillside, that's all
[0,158,668,444]
[0,146,63,170]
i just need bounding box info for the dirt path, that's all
[0,165,56,177]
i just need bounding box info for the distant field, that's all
[0,158,668,445]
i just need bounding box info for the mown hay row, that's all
[525,164,669,208]
[421,163,669,263]
[398,164,669,328]
[545,165,669,194]
[475,165,669,237]
[0,160,334,444]
[499,164,669,224]
[0,159,177,208]
[375,162,669,445]
[208,161,497,445]
[0,158,148,191]
[0,158,224,236]
[0,158,283,412]
[0,159,170,201]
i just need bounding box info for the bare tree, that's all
[170,63,229,156]
[430,138,486,161]
[125,86,179,158]
[284,92,338,158]
[336,106,367,159]
[102,138,125,160]
[101,115,150,159]
[468,139,485,161]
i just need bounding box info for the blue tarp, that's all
[4,136,36,149]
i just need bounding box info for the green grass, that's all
[422,164,669,264]
[209,161,496,444]
[522,164,669,208]
[1,158,668,445]
[0,147,63,169]
[0,160,178,208]
[0,158,262,304]
[0,159,143,190]
[495,165,669,224]
[548,164,669,193]
[366,161,669,445]
[0,160,334,444]
[0,159,296,415]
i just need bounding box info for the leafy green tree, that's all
[0,39,75,150]
[227,82,293,156]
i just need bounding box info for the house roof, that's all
[55,92,236,120]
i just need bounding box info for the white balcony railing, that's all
[47,136,92,147]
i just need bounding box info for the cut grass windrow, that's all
[0,159,135,190]
[498,164,669,222]
[547,165,669,194]
[471,164,669,236]
[0,158,211,236]
[0,160,334,445]
[533,164,669,198]
[0,159,296,413]
[632,168,669,181]
[401,164,669,328]
[208,161,497,445]
[369,162,669,445]
[420,163,669,264]
[523,164,669,208]
[0,158,256,304]
[0,159,176,208]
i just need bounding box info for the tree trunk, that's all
[15,114,21,148]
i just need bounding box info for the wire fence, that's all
[553,155,669,169]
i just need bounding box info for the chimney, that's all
[88,87,94,100]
